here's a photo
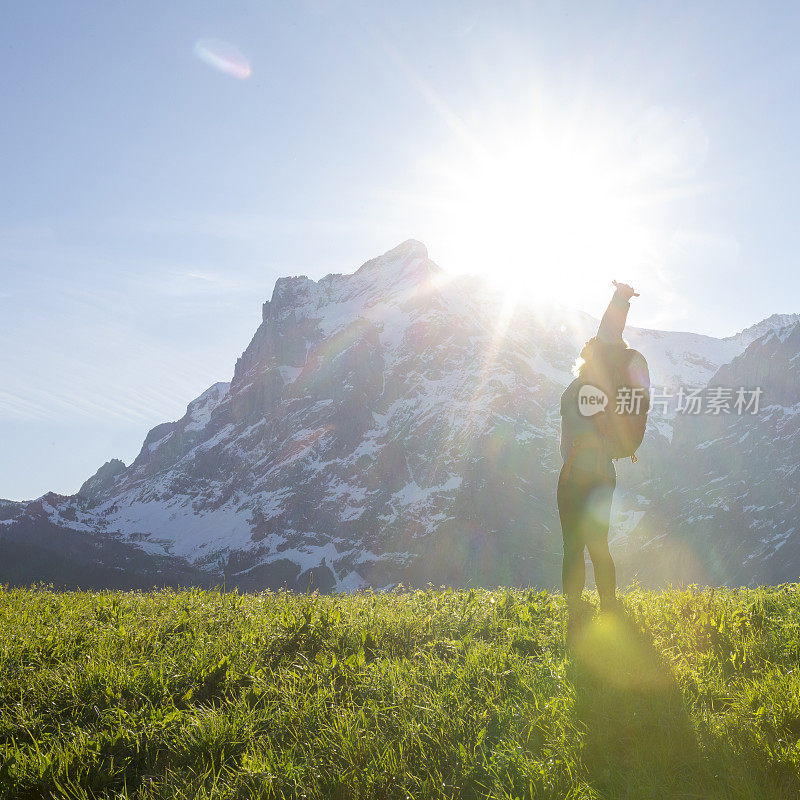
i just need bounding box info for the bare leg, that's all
[562,540,586,607]
[587,540,617,611]
[558,472,585,606]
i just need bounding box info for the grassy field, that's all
[1,585,800,799]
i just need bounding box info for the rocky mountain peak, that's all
[355,238,428,271]
[711,320,800,407]
[78,458,126,504]
[268,275,315,310]
[260,240,437,326]
[725,312,800,348]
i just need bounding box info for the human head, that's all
[573,336,628,380]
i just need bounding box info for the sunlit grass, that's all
[1,585,799,798]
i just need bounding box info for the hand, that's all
[612,280,639,299]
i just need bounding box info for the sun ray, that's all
[413,97,708,313]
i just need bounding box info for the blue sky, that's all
[2,0,799,500]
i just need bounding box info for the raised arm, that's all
[597,280,638,343]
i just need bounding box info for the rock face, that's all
[623,323,800,587]
[78,459,127,505]
[1,241,797,590]
[724,313,800,349]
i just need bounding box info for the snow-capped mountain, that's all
[724,313,800,348]
[622,321,800,587]
[1,241,796,590]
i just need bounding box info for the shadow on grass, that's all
[567,607,798,800]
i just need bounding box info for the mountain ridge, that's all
[1,241,797,591]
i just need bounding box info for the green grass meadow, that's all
[2,585,800,799]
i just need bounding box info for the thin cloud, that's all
[149,269,259,298]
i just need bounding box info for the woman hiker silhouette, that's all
[558,281,638,619]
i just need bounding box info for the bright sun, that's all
[421,105,692,309]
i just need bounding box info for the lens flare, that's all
[193,39,251,80]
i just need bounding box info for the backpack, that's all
[597,348,650,460]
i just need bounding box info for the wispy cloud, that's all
[122,211,399,243]
[147,268,262,298]
[0,233,257,427]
